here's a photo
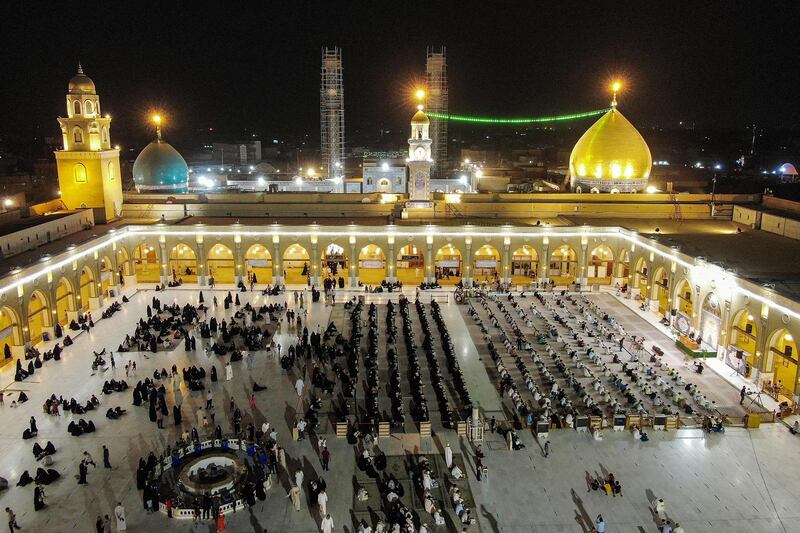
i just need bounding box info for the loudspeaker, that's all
[671,309,676,316]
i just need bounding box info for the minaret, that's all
[55,64,123,223]
[407,91,433,202]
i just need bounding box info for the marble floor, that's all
[0,286,797,533]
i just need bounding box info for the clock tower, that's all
[407,105,433,201]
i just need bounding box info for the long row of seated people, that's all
[399,298,430,423]
[67,418,96,436]
[416,299,459,428]
[17,467,60,487]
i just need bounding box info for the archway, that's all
[55,277,75,327]
[727,309,758,378]
[358,244,386,285]
[169,244,198,284]
[27,291,50,344]
[244,244,273,285]
[133,243,160,283]
[549,245,577,285]
[117,247,132,279]
[321,244,347,281]
[766,329,798,401]
[434,244,462,285]
[0,307,21,363]
[650,267,670,316]
[511,245,538,285]
[473,244,500,282]
[633,258,648,295]
[376,178,392,193]
[207,244,235,284]
[79,266,95,312]
[588,245,614,285]
[699,292,722,350]
[283,244,311,285]
[617,248,631,280]
[100,256,115,295]
[673,279,694,335]
[396,244,424,285]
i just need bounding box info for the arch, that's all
[84,99,94,115]
[73,127,84,144]
[107,161,115,181]
[27,290,51,345]
[207,243,235,284]
[102,127,108,145]
[377,178,392,193]
[650,267,670,316]
[588,244,614,284]
[133,242,160,283]
[79,266,96,311]
[633,257,649,294]
[672,279,694,334]
[727,308,758,377]
[549,244,577,285]
[617,248,631,279]
[320,243,347,281]
[73,163,87,183]
[244,244,273,284]
[100,255,115,295]
[117,246,132,277]
[435,244,462,285]
[358,244,386,285]
[168,244,197,284]
[55,276,76,326]
[0,306,22,360]
[765,328,799,401]
[396,244,424,285]
[283,243,311,285]
[699,292,722,350]
[73,100,81,115]
[511,245,539,284]
[473,244,501,282]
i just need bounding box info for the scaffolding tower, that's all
[426,46,448,177]
[320,47,345,184]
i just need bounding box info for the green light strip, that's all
[425,108,609,124]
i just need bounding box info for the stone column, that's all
[272,236,282,285]
[502,238,511,285]
[578,240,588,288]
[464,238,473,286]
[540,240,549,284]
[425,237,434,284]
[234,239,243,284]
[349,238,358,287]
[386,236,396,283]
[311,238,320,287]
[197,237,207,286]
[158,238,168,284]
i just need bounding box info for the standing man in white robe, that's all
[444,443,453,469]
[321,513,334,533]
[225,361,233,381]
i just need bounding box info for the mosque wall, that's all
[2,222,799,398]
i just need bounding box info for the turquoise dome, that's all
[133,140,189,193]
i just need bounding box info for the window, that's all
[74,163,87,183]
[73,127,83,144]
[73,100,81,115]
[85,100,94,115]
[366,178,372,185]
[107,162,114,180]
[101,127,108,144]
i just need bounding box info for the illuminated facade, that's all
[408,108,433,201]
[55,65,123,222]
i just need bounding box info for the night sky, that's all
[2,1,799,148]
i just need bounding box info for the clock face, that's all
[415,147,425,159]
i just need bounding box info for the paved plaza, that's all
[0,287,798,533]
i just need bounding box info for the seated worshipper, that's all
[17,470,34,486]
[450,463,464,479]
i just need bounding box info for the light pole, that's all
[710,173,717,217]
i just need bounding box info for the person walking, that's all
[321,514,334,533]
[6,507,20,532]
[225,361,233,381]
[78,460,88,485]
[83,451,97,468]
[216,509,226,532]
[544,440,551,458]
[114,502,126,531]
[655,498,667,520]
[207,389,214,409]
[595,514,605,533]
[295,377,304,398]
[288,484,301,511]
[103,445,112,468]
[444,443,453,468]
[317,488,328,517]
[321,447,330,471]
[740,386,746,405]
[295,470,304,488]
[249,393,257,411]
[29,416,37,435]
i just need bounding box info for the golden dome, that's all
[568,107,651,185]
[411,109,430,125]
[68,63,96,94]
